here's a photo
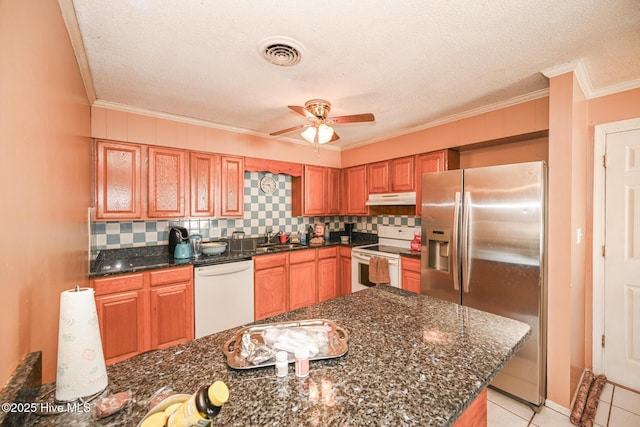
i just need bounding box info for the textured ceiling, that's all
[67,0,640,149]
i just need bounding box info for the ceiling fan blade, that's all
[327,113,375,125]
[288,105,316,119]
[330,131,340,142]
[270,124,306,136]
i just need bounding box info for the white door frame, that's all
[592,116,640,373]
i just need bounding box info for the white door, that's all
[603,126,640,389]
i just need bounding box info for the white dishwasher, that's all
[194,259,254,339]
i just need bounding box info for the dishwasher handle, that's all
[196,261,253,277]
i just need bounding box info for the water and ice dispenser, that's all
[426,227,451,272]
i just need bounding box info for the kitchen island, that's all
[25,286,529,426]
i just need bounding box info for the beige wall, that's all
[91,107,342,168]
[0,1,91,385]
[458,137,549,168]
[341,97,549,166]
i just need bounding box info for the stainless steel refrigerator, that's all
[421,161,547,408]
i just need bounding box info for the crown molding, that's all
[58,0,96,103]
[542,59,640,100]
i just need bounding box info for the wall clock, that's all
[259,175,277,194]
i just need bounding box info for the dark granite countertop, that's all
[26,286,529,426]
[90,233,377,278]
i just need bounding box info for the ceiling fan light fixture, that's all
[301,126,316,143]
[301,124,334,145]
[317,124,334,144]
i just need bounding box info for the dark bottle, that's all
[168,380,229,427]
[306,225,314,245]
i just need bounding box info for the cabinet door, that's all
[190,152,218,217]
[401,256,421,293]
[339,247,352,295]
[95,140,142,219]
[390,156,415,192]
[367,161,389,194]
[345,166,368,215]
[95,290,147,365]
[254,254,288,320]
[326,168,341,215]
[220,155,244,217]
[415,150,459,215]
[289,260,317,310]
[148,146,186,218]
[150,282,194,349]
[318,247,338,302]
[304,165,327,215]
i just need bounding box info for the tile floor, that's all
[487,383,640,426]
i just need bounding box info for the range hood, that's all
[365,192,416,206]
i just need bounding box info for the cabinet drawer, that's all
[254,253,288,270]
[318,246,337,259]
[339,246,352,258]
[289,249,316,264]
[92,273,145,296]
[402,256,421,273]
[149,265,193,286]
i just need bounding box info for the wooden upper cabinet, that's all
[326,168,341,215]
[368,157,415,194]
[390,156,415,192]
[220,155,244,217]
[95,140,142,219]
[292,165,333,216]
[190,152,218,217]
[148,146,186,218]
[367,161,389,194]
[415,149,460,215]
[304,165,327,215]
[345,165,368,215]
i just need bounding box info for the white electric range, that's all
[351,225,420,292]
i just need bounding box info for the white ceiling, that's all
[65,0,640,150]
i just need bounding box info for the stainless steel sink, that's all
[272,244,305,250]
[255,243,305,253]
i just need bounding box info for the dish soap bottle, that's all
[167,380,229,427]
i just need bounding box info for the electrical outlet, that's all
[210,227,221,239]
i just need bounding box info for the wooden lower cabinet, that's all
[453,388,487,427]
[318,247,338,302]
[149,266,194,349]
[94,289,147,365]
[254,253,289,320]
[254,247,346,319]
[92,265,193,365]
[339,246,352,295]
[401,256,421,293]
[289,250,317,310]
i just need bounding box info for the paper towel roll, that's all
[55,287,108,402]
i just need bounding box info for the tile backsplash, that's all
[92,172,421,250]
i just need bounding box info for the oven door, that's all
[351,251,400,292]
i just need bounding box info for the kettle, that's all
[174,241,192,259]
[168,226,188,256]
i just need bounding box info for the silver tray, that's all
[223,319,349,369]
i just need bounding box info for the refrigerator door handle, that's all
[452,191,461,291]
[461,191,471,293]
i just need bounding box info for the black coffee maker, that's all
[168,226,189,256]
[344,223,355,240]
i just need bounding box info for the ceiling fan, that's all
[270,99,375,145]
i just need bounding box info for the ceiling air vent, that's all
[259,37,305,67]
